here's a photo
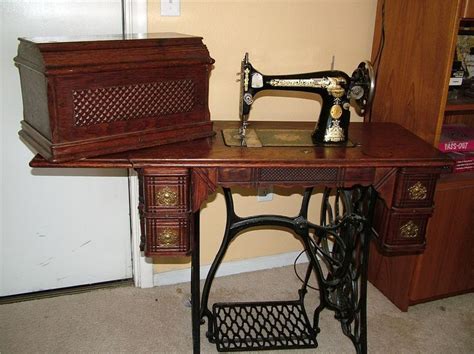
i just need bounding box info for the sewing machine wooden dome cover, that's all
[15,33,215,162]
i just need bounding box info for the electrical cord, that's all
[293,250,319,291]
[373,0,386,69]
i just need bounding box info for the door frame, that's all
[129,169,154,288]
[123,0,154,288]
[123,0,148,35]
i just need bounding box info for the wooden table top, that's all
[29,121,453,170]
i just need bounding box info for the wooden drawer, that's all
[143,216,191,256]
[373,201,433,254]
[393,169,438,208]
[384,211,431,247]
[141,168,189,214]
[138,167,191,256]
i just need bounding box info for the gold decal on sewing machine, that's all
[329,87,345,98]
[408,181,427,200]
[269,77,346,90]
[325,120,345,142]
[269,78,318,88]
[330,105,343,119]
[155,187,178,206]
[243,68,250,91]
[159,228,179,246]
[399,220,419,238]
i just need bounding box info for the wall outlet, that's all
[161,0,180,17]
[257,186,273,202]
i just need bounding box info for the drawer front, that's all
[144,217,191,256]
[138,168,191,256]
[386,213,429,246]
[372,200,432,254]
[143,169,189,214]
[393,171,438,208]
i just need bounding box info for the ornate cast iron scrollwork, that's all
[199,185,377,353]
[306,186,377,353]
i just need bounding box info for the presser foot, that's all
[225,127,263,147]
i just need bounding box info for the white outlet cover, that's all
[257,186,274,202]
[161,0,180,16]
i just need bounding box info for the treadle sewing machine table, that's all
[31,121,452,353]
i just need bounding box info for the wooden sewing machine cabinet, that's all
[30,120,452,353]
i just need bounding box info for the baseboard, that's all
[0,279,134,304]
[154,251,309,286]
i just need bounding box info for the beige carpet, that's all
[1,264,473,353]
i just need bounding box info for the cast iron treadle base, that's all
[211,297,318,352]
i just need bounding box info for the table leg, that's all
[308,186,376,354]
[191,210,201,354]
[196,186,376,353]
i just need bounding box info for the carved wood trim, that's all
[373,168,398,207]
[191,167,218,212]
[217,167,376,188]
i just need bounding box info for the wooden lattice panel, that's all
[259,168,339,182]
[73,80,196,127]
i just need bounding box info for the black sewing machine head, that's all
[238,53,375,145]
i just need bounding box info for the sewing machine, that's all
[232,53,375,146]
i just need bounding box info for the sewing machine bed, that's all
[222,128,356,147]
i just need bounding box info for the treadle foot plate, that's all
[212,299,318,352]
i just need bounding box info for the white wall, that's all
[147,0,377,275]
[1,0,133,296]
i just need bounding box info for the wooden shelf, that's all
[446,96,474,112]
[444,89,474,113]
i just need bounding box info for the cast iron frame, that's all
[191,185,377,353]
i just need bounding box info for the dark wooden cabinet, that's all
[368,0,474,311]
[409,174,474,302]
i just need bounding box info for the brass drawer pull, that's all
[408,181,427,200]
[155,187,178,206]
[159,228,179,246]
[399,220,419,238]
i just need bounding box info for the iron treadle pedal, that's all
[211,296,318,352]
